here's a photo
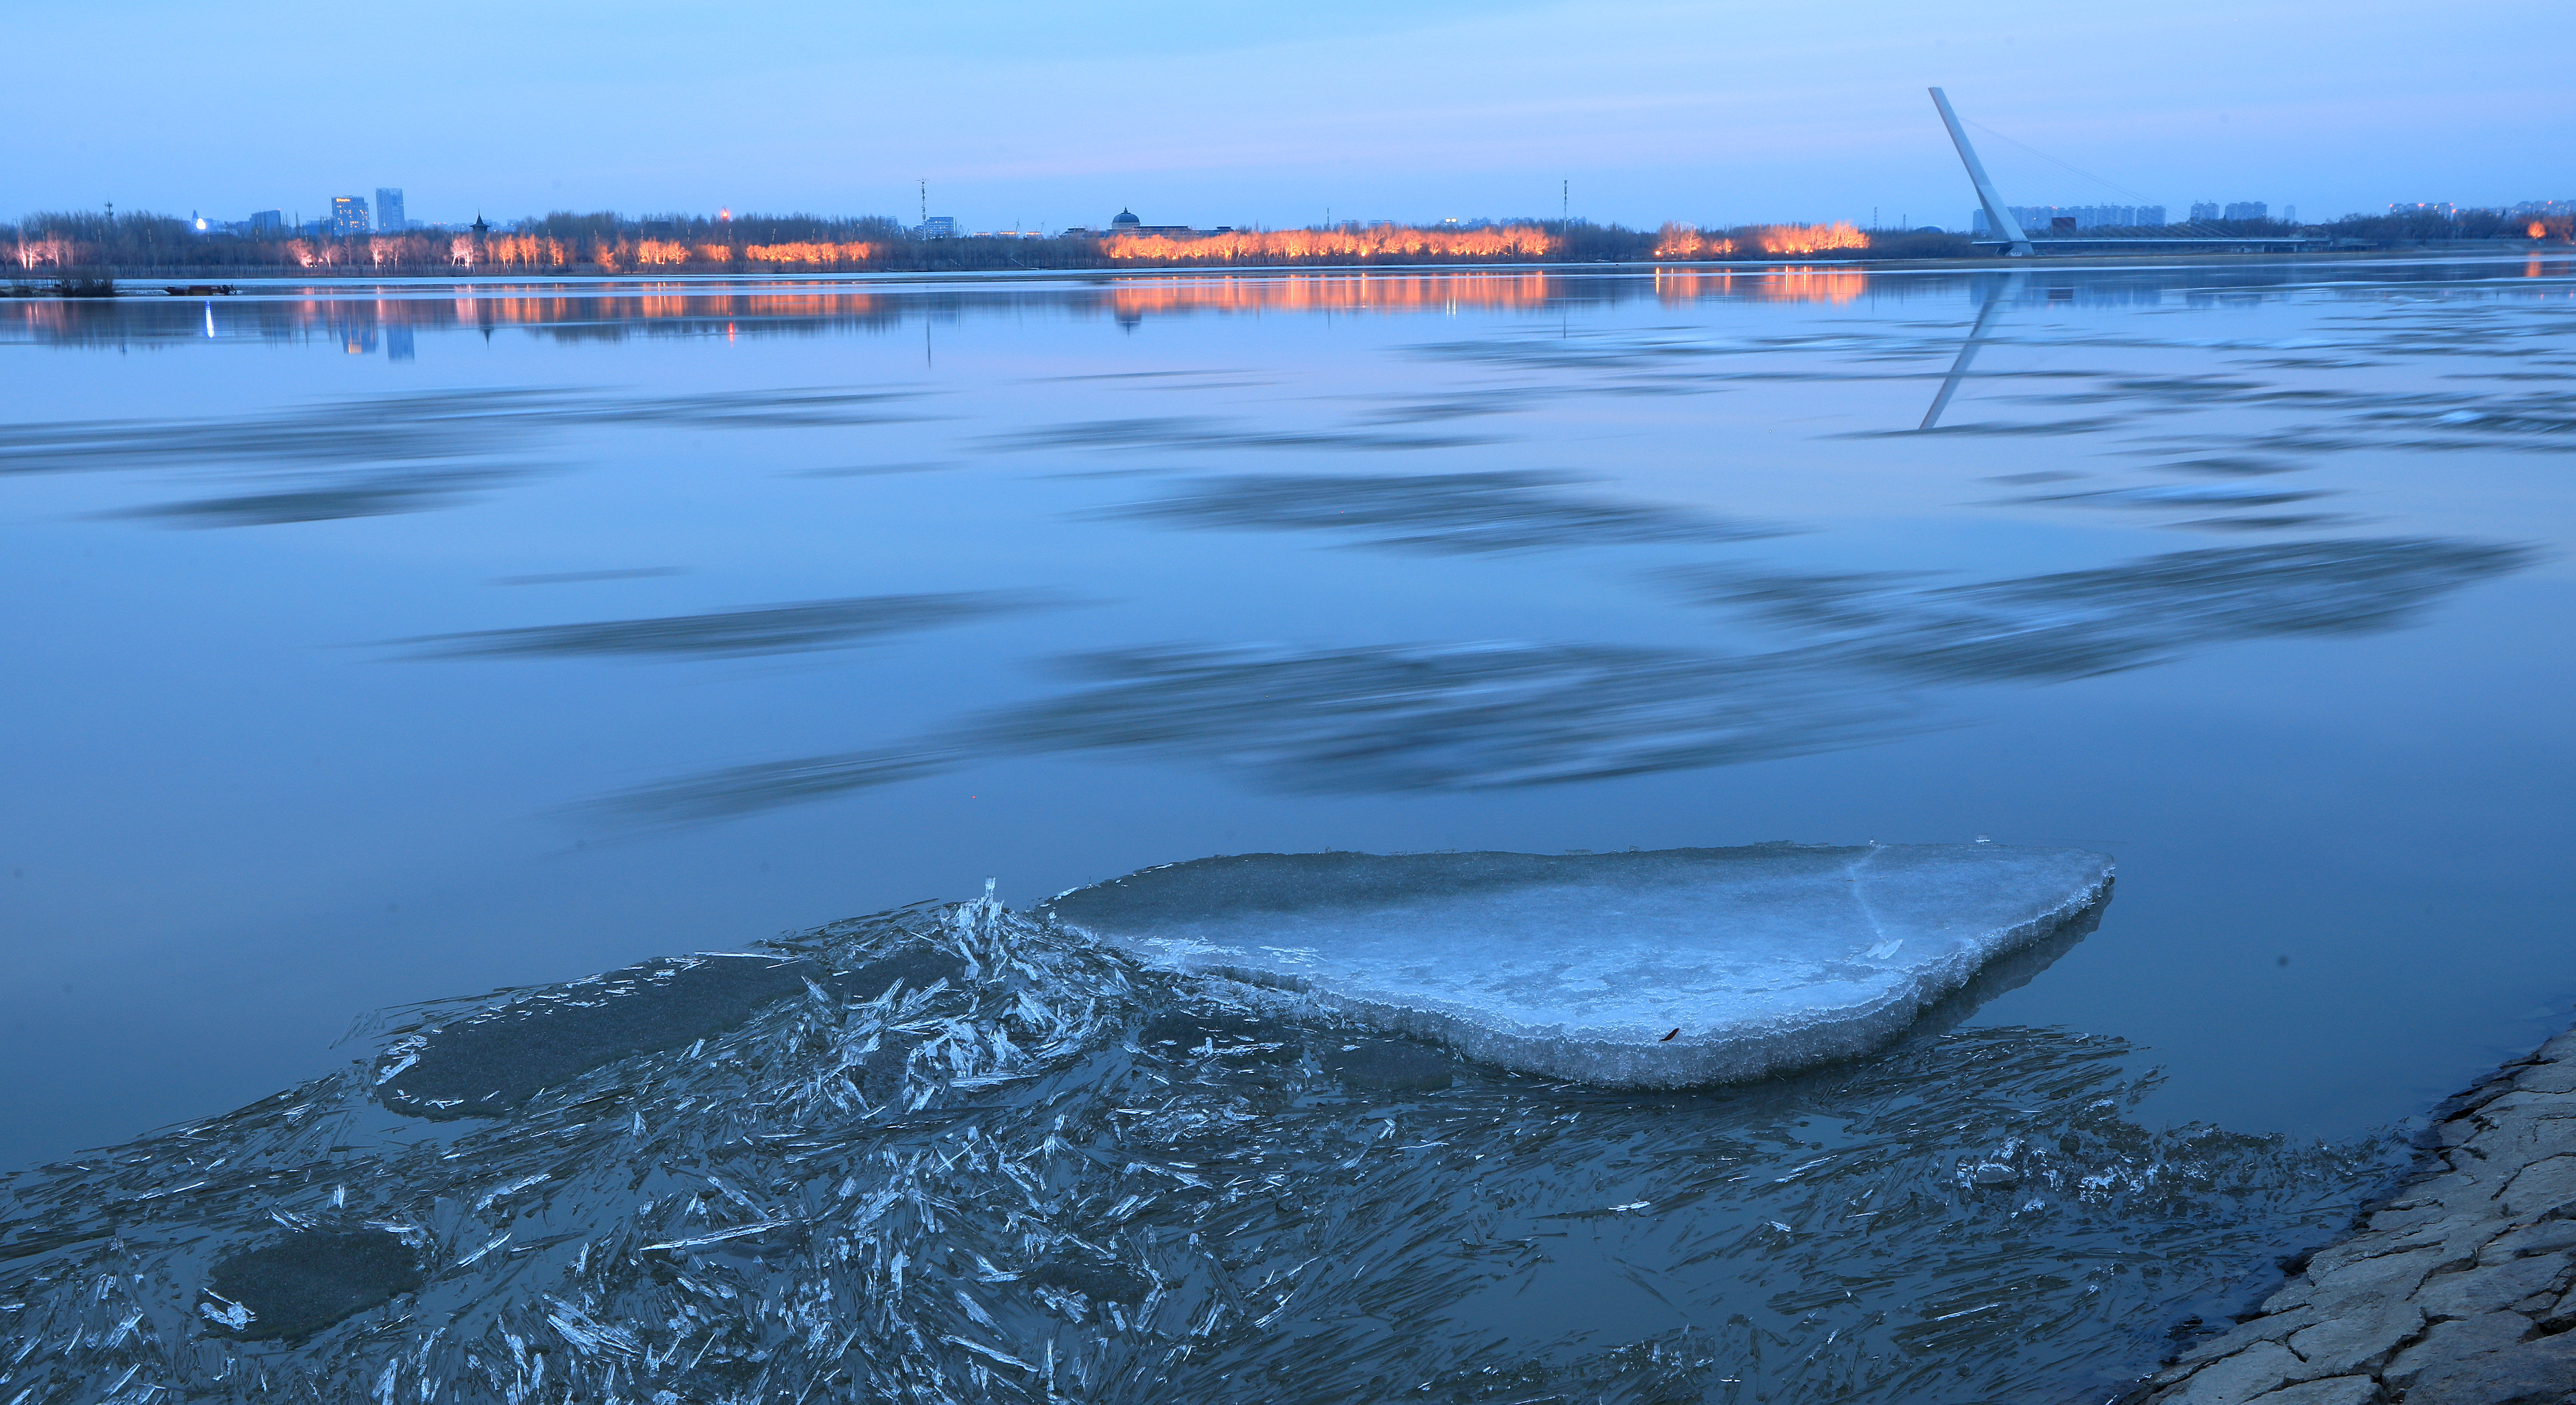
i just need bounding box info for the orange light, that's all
[1103,223,1557,264]
[366,235,422,267]
[1753,222,1869,256]
[1106,270,1555,316]
[14,235,76,268]
[1755,267,1865,304]
[475,234,577,269]
[0,277,1912,345]
[743,241,877,267]
[1652,266,1862,305]
[1654,223,1740,258]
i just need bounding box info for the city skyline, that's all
[9,0,2569,235]
[132,191,2555,243]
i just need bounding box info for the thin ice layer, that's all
[204,1230,423,1341]
[1042,842,2113,1086]
[375,949,964,1117]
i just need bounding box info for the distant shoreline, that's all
[3,242,2561,294]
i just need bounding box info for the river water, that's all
[2,257,2571,1399]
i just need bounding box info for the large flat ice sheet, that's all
[1043,842,2113,1086]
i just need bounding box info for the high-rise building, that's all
[2223,201,2268,222]
[246,210,285,232]
[330,196,370,237]
[375,188,406,232]
[1972,204,2166,234]
[2190,202,2221,222]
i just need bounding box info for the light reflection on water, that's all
[2,256,2573,1398]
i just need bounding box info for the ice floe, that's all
[1043,842,2114,1087]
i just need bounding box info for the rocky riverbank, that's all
[2128,1022,2576,1405]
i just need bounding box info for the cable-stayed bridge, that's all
[1930,88,2321,256]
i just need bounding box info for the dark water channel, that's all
[2,257,2571,1400]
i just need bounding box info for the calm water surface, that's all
[3,258,2572,1397]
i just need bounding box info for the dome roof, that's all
[1110,208,1141,226]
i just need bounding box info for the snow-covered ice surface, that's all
[1043,843,2115,1087]
[0,891,2394,1405]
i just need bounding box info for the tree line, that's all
[0,210,1950,273]
[8,206,2566,277]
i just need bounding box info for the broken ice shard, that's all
[1042,842,2112,1087]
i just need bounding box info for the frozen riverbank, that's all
[0,871,2395,1404]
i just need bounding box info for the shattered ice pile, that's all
[0,885,2388,1405]
[1043,842,2114,1086]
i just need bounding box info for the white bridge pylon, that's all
[1929,88,2032,257]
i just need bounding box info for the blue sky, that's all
[23,0,2572,230]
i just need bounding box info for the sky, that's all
[19,0,2573,232]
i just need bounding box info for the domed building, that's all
[1101,208,1221,239]
[1067,208,1229,240]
